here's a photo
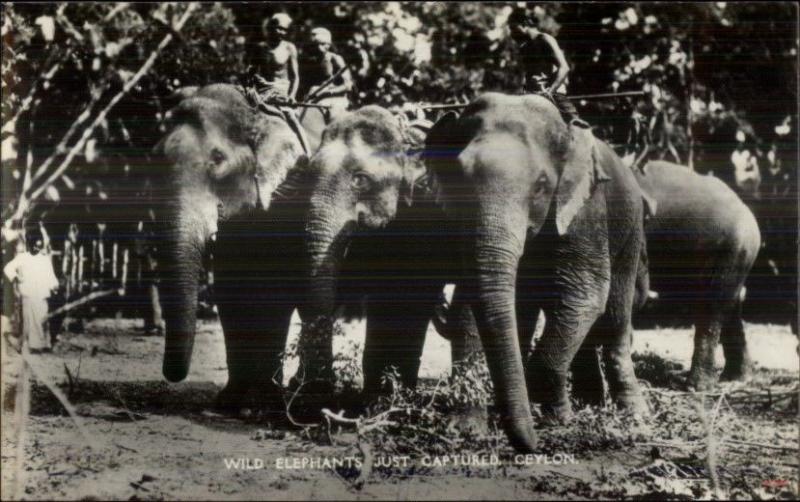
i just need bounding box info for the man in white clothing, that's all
[4,231,59,352]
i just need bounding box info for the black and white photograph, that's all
[1,2,798,499]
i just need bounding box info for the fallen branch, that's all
[46,289,118,320]
[724,439,798,452]
[19,349,103,451]
[353,440,373,490]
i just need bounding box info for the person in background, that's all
[3,231,60,353]
[507,7,588,128]
[304,27,353,120]
[730,132,761,202]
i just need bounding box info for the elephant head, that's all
[424,93,613,453]
[155,84,305,382]
[303,106,420,321]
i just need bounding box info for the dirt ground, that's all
[1,315,798,500]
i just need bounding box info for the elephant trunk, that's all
[470,214,537,453]
[161,193,216,382]
[298,194,351,386]
[303,196,351,319]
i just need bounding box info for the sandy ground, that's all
[1,315,798,500]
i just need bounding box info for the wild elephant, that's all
[300,105,458,396]
[155,83,324,412]
[630,161,760,389]
[422,93,651,452]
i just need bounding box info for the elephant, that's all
[423,94,653,452]
[300,105,457,396]
[155,83,326,412]
[304,93,650,454]
[628,161,761,389]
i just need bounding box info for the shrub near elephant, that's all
[155,83,321,412]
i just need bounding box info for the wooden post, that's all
[686,36,695,170]
[121,247,129,293]
[98,237,105,276]
[91,239,98,286]
[77,245,85,293]
[112,242,118,280]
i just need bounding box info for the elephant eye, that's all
[210,147,227,165]
[351,172,372,191]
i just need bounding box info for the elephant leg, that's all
[720,297,753,382]
[214,220,300,417]
[216,296,293,416]
[515,287,541,367]
[449,285,482,368]
[687,314,723,391]
[528,307,600,424]
[363,282,440,396]
[443,287,490,436]
[598,239,647,414]
[599,317,647,414]
[688,254,748,390]
[526,231,610,424]
[569,335,605,408]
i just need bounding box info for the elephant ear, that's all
[423,112,460,168]
[555,127,611,235]
[400,159,426,207]
[422,112,465,210]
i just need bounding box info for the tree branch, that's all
[29,82,107,186]
[7,2,200,228]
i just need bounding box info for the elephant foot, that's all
[446,405,490,437]
[719,359,753,383]
[613,392,650,419]
[538,401,573,427]
[686,367,718,392]
[216,380,285,420]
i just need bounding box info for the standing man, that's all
[249,13,309,152]
[4,231,60,353]
[507,7,588,128]
[304,27,353,120]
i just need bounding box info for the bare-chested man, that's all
[304,27,353,120]
[251,13,299,102]
[507,7,588,128]
[247,13,309,152]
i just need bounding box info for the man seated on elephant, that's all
[247,13,309,152]
[303,27,353,121]
[507,7,589,128]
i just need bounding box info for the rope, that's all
[417,90,648,111]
